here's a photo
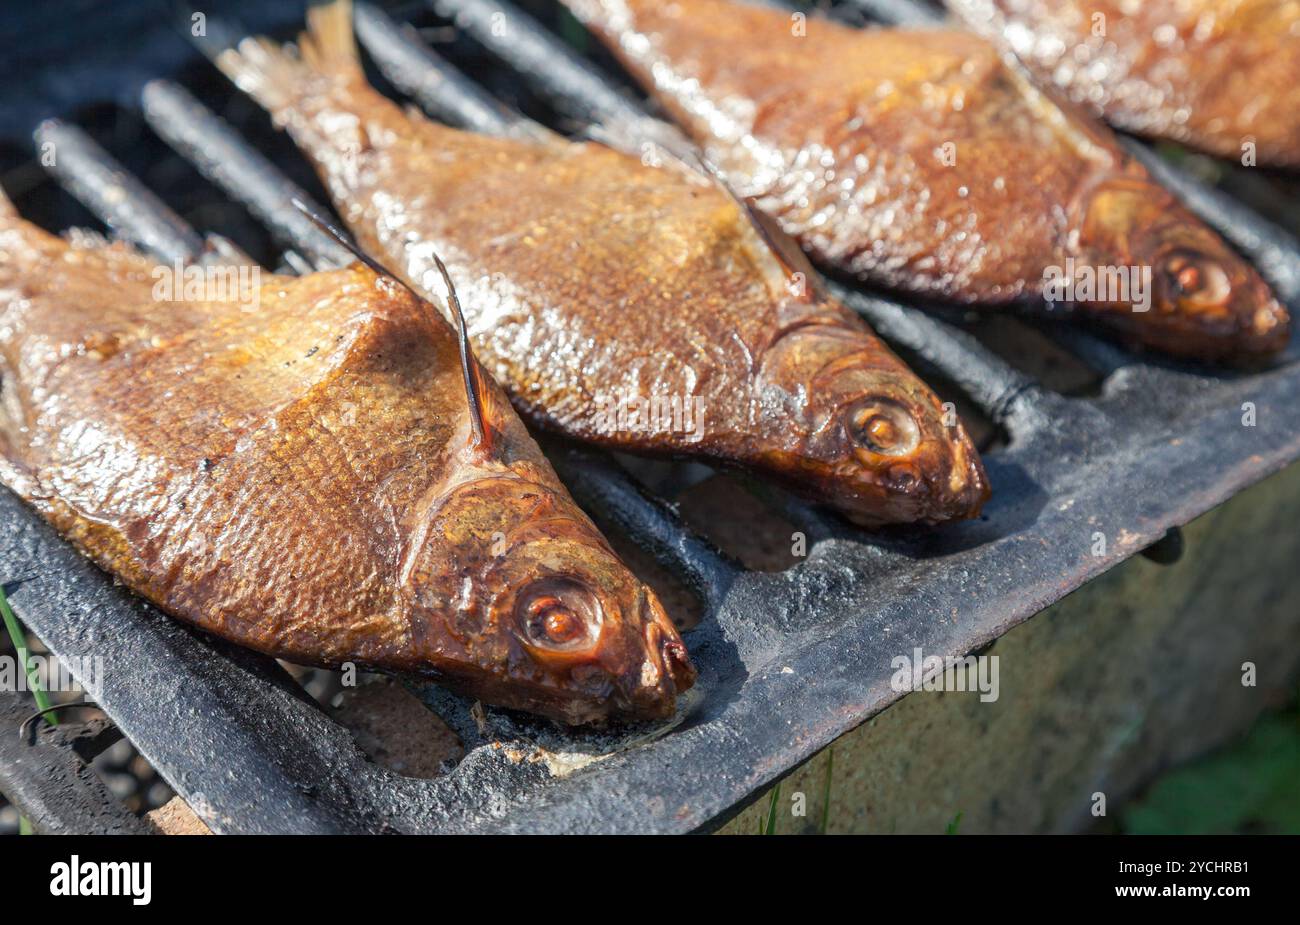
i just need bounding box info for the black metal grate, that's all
[1,0,1299,833]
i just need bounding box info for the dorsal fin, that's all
[291,198,491,454]
[690,155,818,299]
[590,128,817,300]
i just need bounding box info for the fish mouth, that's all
[645,615,697,694]
[838,436,990,528]
[622,591,696,720]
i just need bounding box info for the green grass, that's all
[1120,702,1300,835]
[1,583,56,835]
[762,784,781,835]
[0,583,52,719]
[945,812,963,835]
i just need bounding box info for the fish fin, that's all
[210,0,361,116]
[211,34,313,115]
[691,155,820,298]
[289,198,493,455]
[427,251,494,457]
[0,184,16,223]
[299,0,362,79]
[583,126,820,298]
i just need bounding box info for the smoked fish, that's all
[564,0,1291,364]
[948,0,1300,168]
[0,190,694,725]
[212,0,989,527]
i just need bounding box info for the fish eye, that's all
[843,398,920,458]
[515,579,602,651]
[1162,250,1231,310]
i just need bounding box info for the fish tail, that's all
[212,0,363,120]
[300,0,362,77]
[0,184,16,224]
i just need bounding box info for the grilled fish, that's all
[211,0,988,527]
[948,0,1300,168]
[564,0,1291,363]
[0,190,694,725]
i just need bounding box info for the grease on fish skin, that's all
[0,189,694,726]
[211,0,989,525]
[565,0,1290,364]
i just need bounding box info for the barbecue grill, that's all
[2,0,1299,834]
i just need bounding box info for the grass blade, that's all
[764,784,781,835]
[1,584,55,835]
[0,583,54,719]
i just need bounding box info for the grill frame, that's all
[1,0,1299,833]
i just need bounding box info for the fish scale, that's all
[210,0,990,527]
[0,191,696,725]
[947,0,1300,167]
[565,0,1291,363]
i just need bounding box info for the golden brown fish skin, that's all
[211,0,989,526]
[948,0,1300,167]
[0,200,693,726]
[565,0,1290,364]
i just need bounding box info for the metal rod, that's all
[430,0,652,130]
[32,119,204,264]
[0,690,151,835]
[550,450,738,612]
[140,79,351,270]
[842,0,947,26]
[829,284,1041,428]
[355,1,525,137]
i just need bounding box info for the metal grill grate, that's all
[2,0,1299,833]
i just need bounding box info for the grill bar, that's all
[140,80,350,270]
[32,119,204,264]
[355,1,524,136]
[0,691,149,835]
[830,285,1042,430]
[549,451,738,610]
[431,0,651,131]
[845,0,945,26]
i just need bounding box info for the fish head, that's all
[403,467,695,725]
[760,315,989,526]
[1077,176,1290,363]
